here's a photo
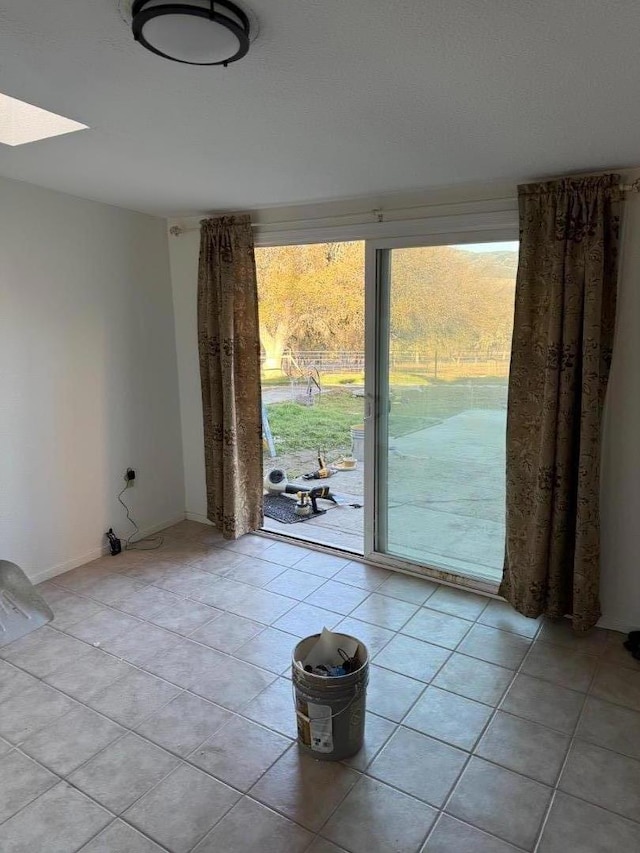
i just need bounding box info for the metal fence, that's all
[264,349,510,377]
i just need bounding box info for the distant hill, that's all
[468,251,519,279]
[256,242,518,363]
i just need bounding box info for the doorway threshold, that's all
[257,525,500,599]
[261,514,363,556]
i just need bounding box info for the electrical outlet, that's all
[125,468,136,485]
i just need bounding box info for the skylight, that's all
[0,93,88,146]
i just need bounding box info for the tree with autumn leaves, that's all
[388,246,516,358]
[255,241,365,372]
[255,242,516,373]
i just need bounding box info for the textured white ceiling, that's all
[1,1,639,216]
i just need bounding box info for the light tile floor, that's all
[1,521,639,852]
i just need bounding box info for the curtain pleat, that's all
[197,214,263,538]
[500,175,621,631]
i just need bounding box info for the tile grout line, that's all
[118,758,239,853]
[314,592,529,851]
[2,575,523,757]
[1,588,346,846]
[4,601,303,753]
[5,528,640,852]
[369,590,502,739]
[530,646,602,853]
[2,638,300,808]
[4,589,637,749]
[368,625,481,852]
[233,587,499,849]
[418,618,546,851]
[0,746,175,853]
[10,697,190,816]
[20,612,639,848]
[88,818,174,853]
[49,608,293,681]
[246,740,363,843]
[5,678,309,851]
[195,584,411,850]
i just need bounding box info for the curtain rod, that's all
[168,197,513,236]
[169,179,640,236]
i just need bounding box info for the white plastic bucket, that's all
[292,633,369,761]
[350,425,365,462]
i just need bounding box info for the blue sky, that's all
[457,241,519,253]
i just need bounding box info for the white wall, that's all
[168,228,207,523]
[168,180,640,631]
[600,189,640,632]
[0,176,185,582]
[168,183,519,522]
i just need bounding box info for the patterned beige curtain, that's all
[500,176,621,631]
[197,215,263,538]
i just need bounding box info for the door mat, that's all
[263,494,327,524]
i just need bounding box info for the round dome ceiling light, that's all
[131,0,251,66]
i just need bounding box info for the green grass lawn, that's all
[265,378,508,455]
[265,390,364,455]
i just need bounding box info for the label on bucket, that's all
[307,702,333,753]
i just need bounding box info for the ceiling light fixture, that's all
[131,0,251,66]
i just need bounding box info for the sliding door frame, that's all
[254,208,518,595]
[363,223,519,595]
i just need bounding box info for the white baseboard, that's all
[29,513,186,585]
[185,512,214,526]
[597,615,638,634]
[33,506,635,633]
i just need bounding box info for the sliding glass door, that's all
[255,226,518,588]
[257,241,366,555]
[365,236,519,585]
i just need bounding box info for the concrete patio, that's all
[263,409,505,584]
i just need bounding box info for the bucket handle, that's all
[292,678,366,723]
